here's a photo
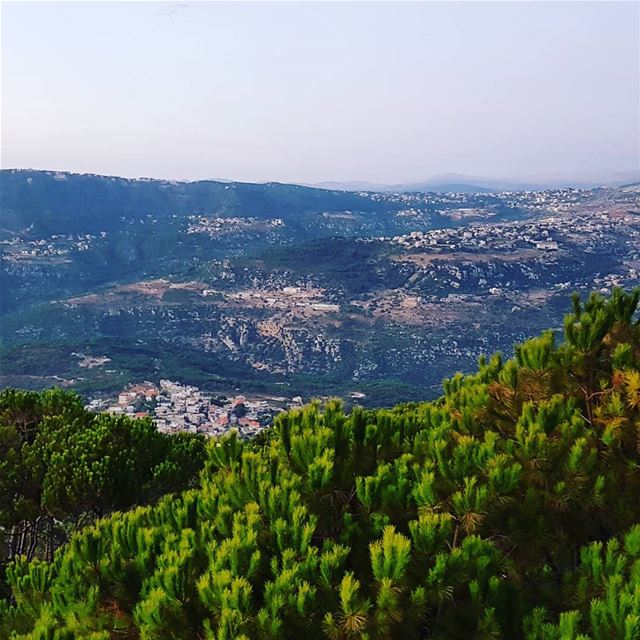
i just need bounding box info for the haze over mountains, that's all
[305,170,640,194]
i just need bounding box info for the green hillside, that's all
[0,170,393,234]
[2,288,640,639]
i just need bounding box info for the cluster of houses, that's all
[152,380,278,438]
[86,380,289,439]
[1,232,104,262]
[386,208,639,257]
[366,187,592,213]
[488,188,589,214]
[84,381,372,440]
[186,216,284,236]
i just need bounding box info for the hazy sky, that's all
[1,1,639,184]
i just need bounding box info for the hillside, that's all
[0,170,394,234]
[2,170,638,407]
[2,288,640,638]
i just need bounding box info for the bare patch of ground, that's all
[392,249,549,266]
[350,291,472,326]
[65,279,209,306]
[72,353,112,368]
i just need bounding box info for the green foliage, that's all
[0,388,205,605]
[2,288,640,638]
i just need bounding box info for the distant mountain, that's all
[305,170,640,193]
[400,180,494,193]
[306,177,494,193]
[306,180,402,192]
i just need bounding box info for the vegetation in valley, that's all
[1,288,640,638]
[0,339,427,407]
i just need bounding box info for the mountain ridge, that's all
[6,167,640,196]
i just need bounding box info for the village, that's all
[384,206,640,264]
[186,215,284,236]
[83,378,372,439]
[0,232,104,262]
[367,186,605,214]
[84,379,298,438]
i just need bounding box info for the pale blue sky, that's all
[1,1,639,183]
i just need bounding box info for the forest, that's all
[1,287,640,639]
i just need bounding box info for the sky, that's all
[1,1,639,185]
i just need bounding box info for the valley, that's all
[1,170,638,406]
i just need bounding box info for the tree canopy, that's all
[2,288,640,639]
[0,388,205,600]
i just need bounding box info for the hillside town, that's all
[186,215,284,236]
[366,186,616,215]
[384,206,640,271]
[85,380,294,439]
[0,232,104,262]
